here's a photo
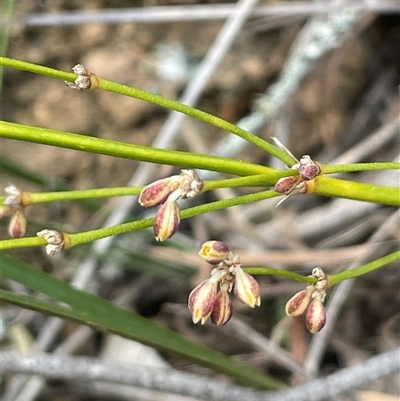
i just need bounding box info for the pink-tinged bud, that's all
[298,155,321,181]
[0,205,11,219]
[285,286,313,316]
[198,240,230,264]
[273,176,301,194]
[233,266,261,308]
[153,201,180,241]
[211,287,233,326]
[188,278,218,324]
[8,209,27,238]
[179,169,203,199]
[138,177,180,207]
[305,296,326,333]
[37,229,66,256]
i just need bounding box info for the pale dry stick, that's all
[6,326,94,401]
[328,119,399,166]
[10,2,400,27]
[2,347,399,401]
[303,209,400,379]
[228,317,305,377]
[8,2,261,400]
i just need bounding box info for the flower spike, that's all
[139,169,203,241]
[188,242,261,325]
[285,267,329,333]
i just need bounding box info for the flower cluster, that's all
[138,169,203,241]
[274,155,321,201]
[37,229,67,256]
[188,241,261,325]
[65,64,100,90]
[1,184,28,238]
[285,267,328,333]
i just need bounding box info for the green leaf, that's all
[0,253,284,390]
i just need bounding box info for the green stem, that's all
[0,120,275,178]
[0,174,290,205]
[315,176,399,206]
[0,57,295,165]
[0,190,280,250]
[244,267,315,284]
[329,250,400,286]
[27,187,142,204]
[2,120,399,205]
[323,162,400,174]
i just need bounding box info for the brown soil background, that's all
[1,1,399,400]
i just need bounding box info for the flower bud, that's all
[179,169,203,199]
[305,295,326,333]
[211,286,233,326]
[8,209,27,238]
[273,176,301,194]
[65,64,100,90]
[198,241,230,265]
[37,229,66,256]
[4,184,23,206]
[233,266,261,308]
[138,177,180,207]
[298,155,321,181]
[285,286,313,316]
[188,278,219,324]
[153,200,180,241]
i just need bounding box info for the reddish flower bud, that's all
[273,176,301,194]
[153,201,180,241]
[8,209,27,238]
[138,177,180,207]
[233,266,261,308]
[198,240,230,265]
[188,277,220,324]
[298,155,321,181]
[305,295,326,333]
[211,287,233,326]
[285,286,313,316]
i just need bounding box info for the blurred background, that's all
[1,1,399,400]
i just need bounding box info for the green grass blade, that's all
[0,253,284,390]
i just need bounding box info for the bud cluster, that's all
[37,229,66,256]
[1,184,28,238]
[138,169,203,241]
[188,241,261,325]
[285,267,328,333]
[65,64,100,90]
[273,155,321,203]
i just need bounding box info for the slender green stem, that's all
[0,120,276,178]
[329,250,400,286]
[323,162,400,174]
[26,187,142,204]
[2,120,399,205]
[316,176,400,206]
[0,174,291,205]
[0,57,295,165]
[244,267,315,284]
[0,190,280,250]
